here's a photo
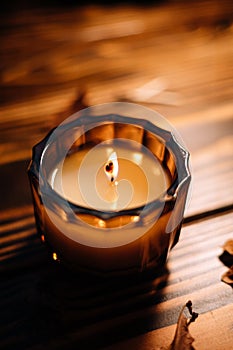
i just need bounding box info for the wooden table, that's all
[0,1,233,349]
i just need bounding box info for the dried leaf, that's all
[219,250,233,268]
[221,266,233,287]
[167,301,198,350]
[223,240,233,255]
[220,240,233,286]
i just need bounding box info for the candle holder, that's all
[28,103,191,277]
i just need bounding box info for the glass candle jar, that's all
[28,103,191,276]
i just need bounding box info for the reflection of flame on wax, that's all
[104,152,119,183]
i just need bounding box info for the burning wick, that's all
[104,152,119,184]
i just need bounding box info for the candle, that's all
[28,103,191,276]
[49,140,169,211]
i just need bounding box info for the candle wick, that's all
[104,152,119,184]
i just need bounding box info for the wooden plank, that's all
[0,3,232,117]
[184,133,233,217]
[0,207,232,349]
[104,303,233,350]
[1,118,232,215]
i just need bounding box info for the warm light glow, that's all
[104,152,119,183]
[97,219,106,228]
[52,252,58,261]
[41,234,45,243]
[131,216,140,223]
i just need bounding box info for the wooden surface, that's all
[0,1,233,349]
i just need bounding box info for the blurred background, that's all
[0,0,233,212]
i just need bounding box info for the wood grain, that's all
[105,303,233,350]
[0,2,233,163]
[0,206,232,349]
[0,2,233,349]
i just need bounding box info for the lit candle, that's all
[49,140,169,212]
[28,104,191,276]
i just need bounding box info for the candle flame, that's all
[104,152,119,183]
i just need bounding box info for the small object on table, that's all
[168,300,198,350]
[220,239,233,287]
[28,103,191,277]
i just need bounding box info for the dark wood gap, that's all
[184,203,233,225]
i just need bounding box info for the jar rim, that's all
[28,113,191,221]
